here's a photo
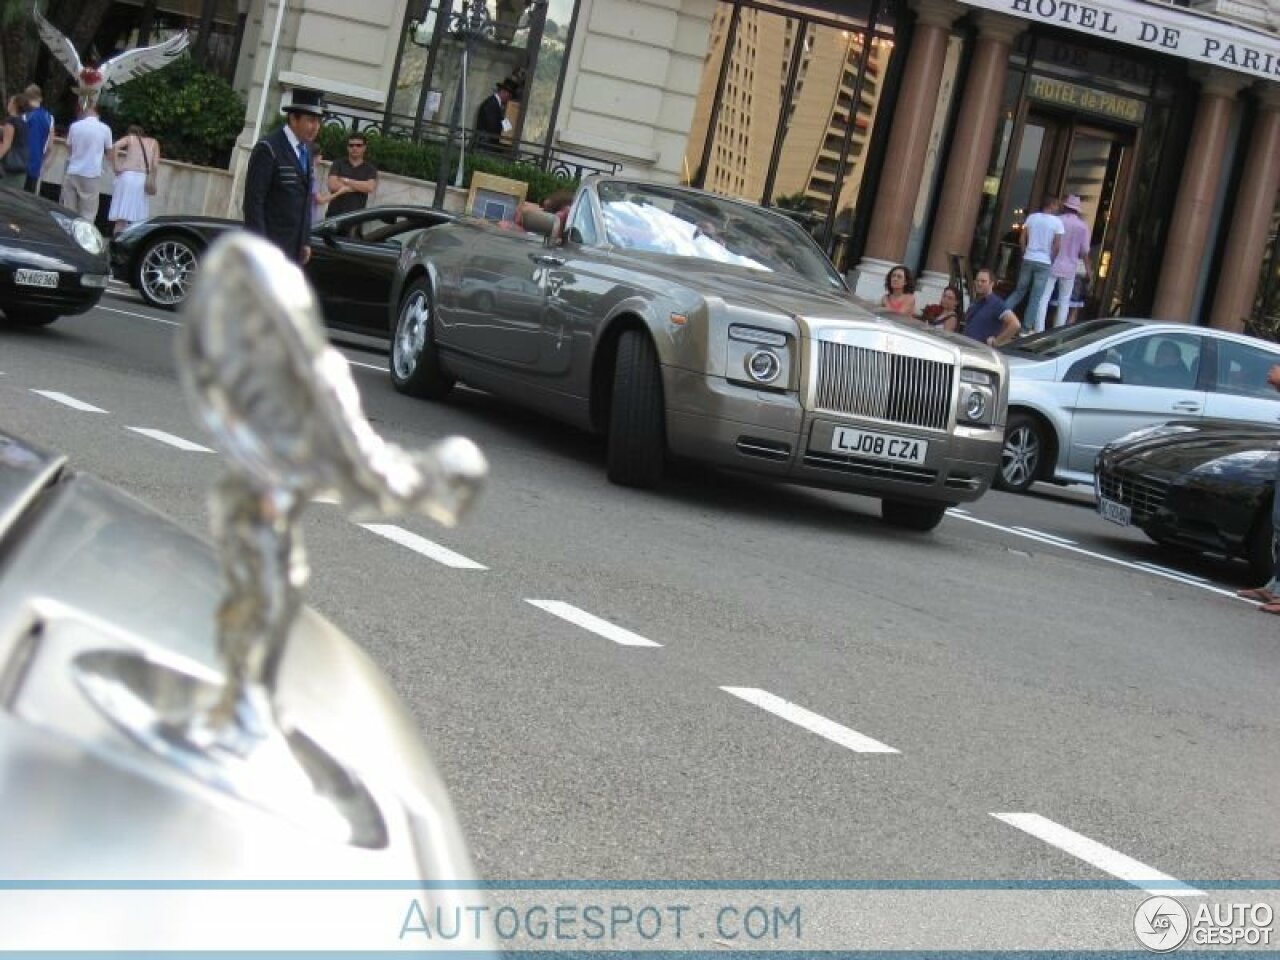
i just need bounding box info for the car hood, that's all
[1002,353,1059,380]
[1103,419,1280,473]
[0,432,479,889]
[0,190,93,247]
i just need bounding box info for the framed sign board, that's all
[466,172,528,222]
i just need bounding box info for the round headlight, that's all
[746,349,781,384]
[73,219,105,255]
[965,391,987,421]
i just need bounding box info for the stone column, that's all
[1208,86,1280,332]
[850,0,962,301]
[921,12,1023,288]
[1151,69,1247,322]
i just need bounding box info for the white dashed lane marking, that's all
[98,305,182,327]
[31,390,108,413]
[720,686,900,754]
[946,512,1239,599]
[1012,526,1077,545]
[359,523,488,570]
[991,813,1205,896]
[525,599,663,648]
[125,427,213,452]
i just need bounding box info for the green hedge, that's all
[314,124,578,203]
[107,56,246,168]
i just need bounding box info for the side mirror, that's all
[312,223,337,247]
[1089,361,1122,384]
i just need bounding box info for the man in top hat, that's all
[1043,193,1092,329]
[243,86,325,263]
[474,78,517,153]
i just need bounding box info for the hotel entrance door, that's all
[994,112,1135,320]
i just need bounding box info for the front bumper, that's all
[664,368,1001,504]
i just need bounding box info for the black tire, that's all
[997,412,1044,493]
[7,310,60,327]
[606,329,666,488]
[390,277,454,400]
[136,234,201,310]
[881,498,947,531]
[1246,508,1275,584]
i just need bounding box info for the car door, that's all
[1064,331,1209,473]
[308,210,444,335]
[1202,337,1280,425]
[444,226,548,367]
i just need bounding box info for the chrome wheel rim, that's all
[138,240,197,306]
[393,290,429,380]
[1001,424,1039,488]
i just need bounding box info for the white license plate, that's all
[14,269,58,288]
[831,427,928,465]
[1098,496,1131,526]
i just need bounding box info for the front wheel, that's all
[997,413,1044,493]
[136,234,200,309]
[881,499,947,531]
[390,278,454,400]
[7,309,60,327]
[607,329,666,488]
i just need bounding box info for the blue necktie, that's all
[298,143,308,171]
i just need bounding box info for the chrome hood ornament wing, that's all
[73,231,487,841]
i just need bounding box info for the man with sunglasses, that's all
[325,132,378,217]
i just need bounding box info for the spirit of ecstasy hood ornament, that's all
[74,232,487,842]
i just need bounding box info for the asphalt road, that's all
[3,289,1276,890]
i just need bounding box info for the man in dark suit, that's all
[243,87,325,264]
[474,79,515,153]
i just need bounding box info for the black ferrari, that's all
[109,205,451,336]
[0,186,111,326]
[1095,419,1280,579]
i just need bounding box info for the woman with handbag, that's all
[108,124,160,235]
[0,94,30,189]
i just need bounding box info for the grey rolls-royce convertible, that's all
[388,178,1008,530]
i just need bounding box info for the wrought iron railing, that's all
[318,105,621,181]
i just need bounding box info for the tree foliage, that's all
[108,55,245,167]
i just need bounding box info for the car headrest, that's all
[523,209,560,240]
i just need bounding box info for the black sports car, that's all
[1095,419,1280,579]
[0,186,111,326]
[109,205,451,336]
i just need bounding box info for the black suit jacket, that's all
[474,94,505,151]
[243,127,311,262]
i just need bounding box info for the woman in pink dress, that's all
[879,264,917,317]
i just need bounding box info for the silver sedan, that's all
[996,319,1280,492]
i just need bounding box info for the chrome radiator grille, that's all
[814,341,953,431]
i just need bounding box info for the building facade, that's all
[222,0,1278,329]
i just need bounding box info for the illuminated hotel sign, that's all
[1027,75,1146,122]
[961,0,1280,82]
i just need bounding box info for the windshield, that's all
[595,181,845,290]
[1001,318,1140,359]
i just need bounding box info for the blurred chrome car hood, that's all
[0,430,476,885]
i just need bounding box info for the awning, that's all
[960,0,1280,82]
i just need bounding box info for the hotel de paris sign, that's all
[964,0,1280,82]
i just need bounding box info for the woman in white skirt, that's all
[108,124,160,236]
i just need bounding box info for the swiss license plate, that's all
[14,269,58,288]
[831,426,928,465]
[1098,496,1131,526]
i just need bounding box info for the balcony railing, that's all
[319,105,621,181]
